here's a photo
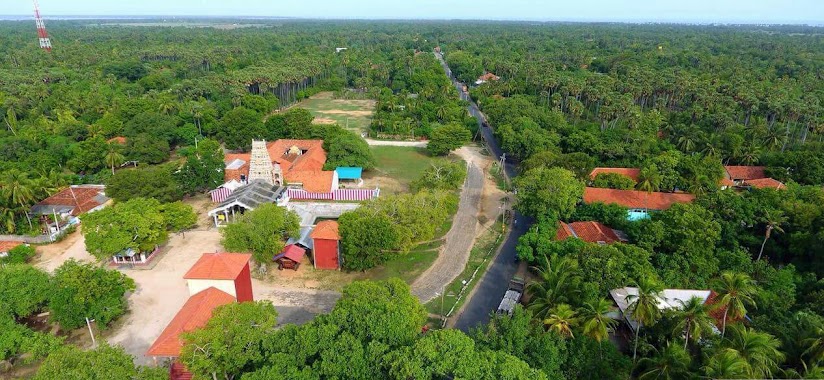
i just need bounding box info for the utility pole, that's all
[85,317,96,348]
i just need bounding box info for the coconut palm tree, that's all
[636,342,692,380]
[105,145,126,175]
[526,254,581,320]
[712,271,757,337]
[703,349,749,379]
[580,298,618,357]
[543,303,578,339]
[803,321,824,366]
[627,277,664,361]
[673,296,716,349]
[724,325,785,379]
[757,209,787,261]
[1,170,36,229]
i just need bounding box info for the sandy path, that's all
[411,147,486,303]
[365,139,427,147]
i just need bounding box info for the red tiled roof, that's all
[222,139,335,192]
[724,166,766,181]
[744,178,786,190]
[286,170,335,193]
[184,253,251,280]
[311,220,340,241]
[477,72,500,82]
[107,136,127,144]
[704,291,742,328]
[146,287,235,357]
[279,244,306,262]
[0,241,24,253]
[589,168,641,182]
[555,221,624,244]
[719,177,735,188]
[34,185,108,216]
[583,187,695,210]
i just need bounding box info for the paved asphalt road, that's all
[435,52,532,332]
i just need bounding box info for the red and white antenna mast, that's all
[33,0,52,52]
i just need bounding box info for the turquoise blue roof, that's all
[335,167,363,180]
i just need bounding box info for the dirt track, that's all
[411,147,486,303]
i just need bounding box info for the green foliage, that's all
[102,61,148,81]
[0,315,64,364]
[106,164,183,203]
[563,334,632,380]
[321,128,375,170]
[514,167,584,220]
[0,244,35,264]
[81,197,195,260]
[33,344,153,380]
[592,172,636,190]
[426,123,471,156]
[635,203,722,287]
[219,107,265,151]
[472,307,566,379]
[0,264,51,320]
[124,133,171,164]
[338,191,457,270]
[221,203,300,266]
[410,158,467,192]
[181,301,279,380]
[177,138,225,194]
[49,260,135,330]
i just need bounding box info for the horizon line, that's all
[0,15,822,26]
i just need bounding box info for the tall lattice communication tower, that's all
[33,0,52,51]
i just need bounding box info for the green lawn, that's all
[294,93,375,134]
[367,146,435,191]
[362,249,439,284]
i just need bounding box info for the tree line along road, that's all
[435,51,532,332]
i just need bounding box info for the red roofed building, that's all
[146,287,235,358]
[223,139,338,193]
[583,187,695,211]
[30,185,110,236]
[475,72,500,85]
[311,220,341,270]
[724,166,767,183]
[184,253,253,303]
[273,244,305,270]
[555,221,627,244]
[107,136,127,145]
[743,177,787,190]
[589,168,641,182]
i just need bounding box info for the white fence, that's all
[287,188,380,201]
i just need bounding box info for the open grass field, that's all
[363,146,436,194]
[295,92,376,134]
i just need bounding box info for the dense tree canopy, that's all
[221,203,300,267]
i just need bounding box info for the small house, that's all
[30,185,109,236]
[112,246,160,266]
[555,221,628,244]
[583,187,695,221]
[475,72,500,85]
[310,220,341,270]
[274,244,305,271]
[183,253,254,302]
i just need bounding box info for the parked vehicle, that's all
[496,276,526,315]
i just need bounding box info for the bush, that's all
[427,123,471,156]
[410,159,467,192]
[0,244,35,264]
[49,260,136,329]
[592,172,636,190]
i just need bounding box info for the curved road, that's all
[435,51,531,332]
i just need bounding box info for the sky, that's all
[6,0,824,24]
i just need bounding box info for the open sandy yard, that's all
[293,91,376,134]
